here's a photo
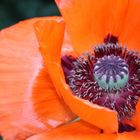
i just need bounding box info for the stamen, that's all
[119,123,136,133]
[104,34,118,44]
[61,55,77,83]
[61,36,140,122]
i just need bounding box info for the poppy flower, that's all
[1,0,140,140]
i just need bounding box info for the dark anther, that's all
[100,129,104,133]
[119,123,136,133]
[61,55,77,83]
[62,40,140,122]
[104,34,118,44]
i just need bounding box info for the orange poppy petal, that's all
[27,132,140,140]
[34,17,66,97]
[119,0,140,52]
[118,0,140,128]
[26,130,140,140]
[35,20,118,132]
[26,120,114,140]
[0,17,75,139]
[55,0,129,54]
[32,67,76,129]
[26,117,140,140]
[61,29,74,55]
[117,132,140,140]
[59,83,118,133]
[26,123,140,140]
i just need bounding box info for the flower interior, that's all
[61,34,140,131]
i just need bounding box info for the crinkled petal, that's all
[27,126,140,140]
[55,0,129,54]
[35,20,118,133]
[0,17,75,140]
[32,67,76,129]
[26,120,103,140]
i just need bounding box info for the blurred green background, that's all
[0,0,60,29]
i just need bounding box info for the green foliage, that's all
[0,0,60,29]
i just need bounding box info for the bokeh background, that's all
[0,0,60,29]
[0,0,59,139]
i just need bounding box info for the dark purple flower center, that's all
[94,55,129,90]
[61,34,140,132]
[104,34,118,44]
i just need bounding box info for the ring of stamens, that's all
[61,42,140,121]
